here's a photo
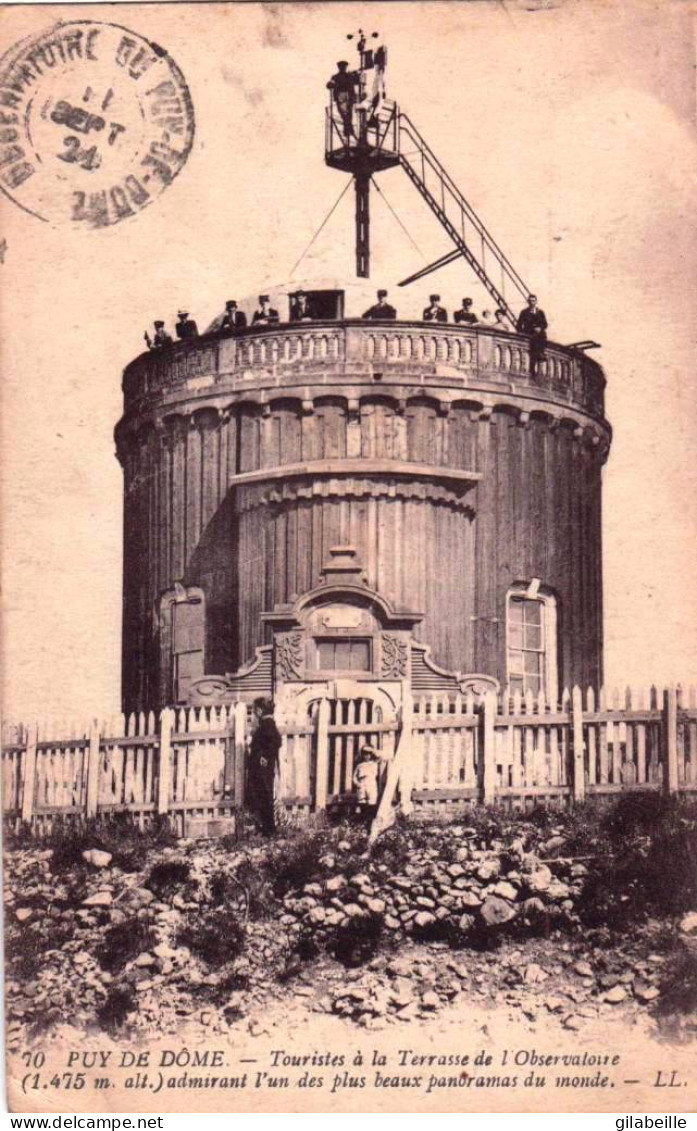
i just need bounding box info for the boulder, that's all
[389,979,414,1007]
[15,908,32,923]
[325,875,346,893]
[492,881,518,902]
[414,911,436,929]
[477,859,501,882]
[153,944,178,960]
[82,891,113,908]
[480,897,517,928]
[131,888,155,906]
[520,897,546,923]
[392,876,412,891]
[421,991,440,1011]
[604,985,628,1004]
[523,963,548,985]
[634,984,660,1003]
[525,865,552,894]
[82,850,113,869]
[365,898,386,915]
[574,960,594,978]
[679,912,697,936]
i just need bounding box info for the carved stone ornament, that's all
[381,633,408,679]
[275,631,305,680]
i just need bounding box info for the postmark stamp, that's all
[0,20,195,228]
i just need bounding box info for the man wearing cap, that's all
[220,299,247,333]
[362,289,397,320]
[252,295,279,325]
[327,60,360,142]
[453,298,477,325]
[290,290,313,322]
[175,310,199,340]
[516,294,548,374]
[248,698,282,837]
[423,294,447,323]
[144,320,172,350]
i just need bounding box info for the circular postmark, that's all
[0,20,195,228]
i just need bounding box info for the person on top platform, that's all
[145,320,172,350]
[327,60,360,142]
[422,294,447,322]
[220,299,247,333]
[516,294,548,374]
[290,290,313,322]
[493,308,511,331]
[175,311,199,340]
[252,295,279,326]
[362,288,397,320]
[453,297,477,325]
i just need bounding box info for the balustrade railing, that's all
[123,321,606,420]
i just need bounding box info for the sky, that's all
[1,0,696,723]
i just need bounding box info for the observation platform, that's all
[121,321,609,451]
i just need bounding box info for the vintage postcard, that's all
[1,0,696,1115]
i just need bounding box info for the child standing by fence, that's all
[353,744,384,825]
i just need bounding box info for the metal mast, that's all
[324,36,533,316]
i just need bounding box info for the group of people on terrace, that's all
[144,290,548,372]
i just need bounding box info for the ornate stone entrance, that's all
[187,546,498,812]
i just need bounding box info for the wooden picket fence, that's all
[2,685,696,834]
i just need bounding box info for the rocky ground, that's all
[5,808,697,1051]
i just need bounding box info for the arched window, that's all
[506,584,558,702]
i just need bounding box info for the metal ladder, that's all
[397,111,531,321]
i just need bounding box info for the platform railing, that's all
[122,321,606,422]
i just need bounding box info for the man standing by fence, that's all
[248,698,282,835]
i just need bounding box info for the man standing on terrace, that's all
[516,293,548,374]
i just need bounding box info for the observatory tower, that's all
[116,36,611,722]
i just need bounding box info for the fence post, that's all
[572,685,585,804]
[157,708,173,816]
[233,702,247,809]
[85,719,101,819]
[21,722,38,825]
[481,692,496,805]
[663,686,678,794]
[222,708,235,799]
[315,697,330,811]
[397,690,415,817]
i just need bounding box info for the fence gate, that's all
[306,681,401,807]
